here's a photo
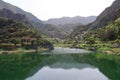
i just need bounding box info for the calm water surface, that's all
[42,47,91,54]
[0,47,120,80]
[26,48,107,80]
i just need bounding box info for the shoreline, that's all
[66,44,120,55]
[0,48,49,54]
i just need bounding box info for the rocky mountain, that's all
[72,0,120,37]
[44,16,96,25]
[0,0,97,39]
[0,8,28,23]
[0,0,64,38]
[88,0,120,29]
[44,16,96,34]
[0,0,41,23]
[0,9,65,39]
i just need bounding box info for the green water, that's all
[0,48,120,80]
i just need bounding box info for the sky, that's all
[3,0,114,20]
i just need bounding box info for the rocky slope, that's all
[89,0,120,29]
[72,0,120,37]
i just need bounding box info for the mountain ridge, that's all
[44,16,96,35]
[44,16,96,25]
[88,0,120,29]
[0,0,42,23]
[0,0,64,38]
[0,8,29,24]
[72,0,120,36]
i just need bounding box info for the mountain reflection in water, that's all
[0,48,119,80]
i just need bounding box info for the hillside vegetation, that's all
[66,0,120,55]
[67,18,120,55]
[0,18,53,52]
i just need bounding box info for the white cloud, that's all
[3,0,114,20]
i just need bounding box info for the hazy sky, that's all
[3,0,114,20]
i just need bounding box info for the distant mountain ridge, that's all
[44,16,96,25]
[0,0,65,38]
[44,16,96,35]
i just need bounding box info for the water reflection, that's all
[0,48,120,80]
[42,47,91,54]
[26,66,108,80]
[26,54,108,80]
